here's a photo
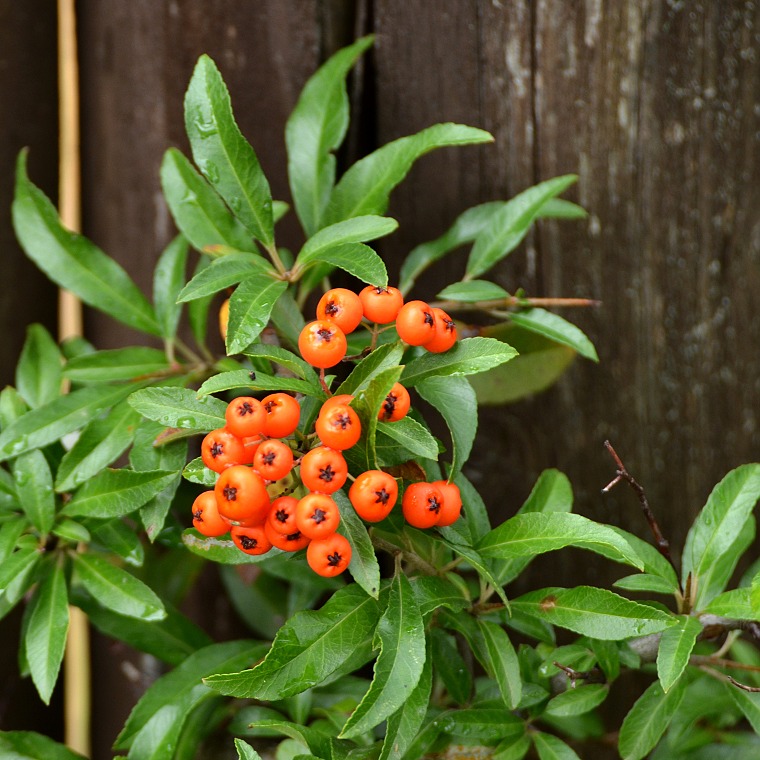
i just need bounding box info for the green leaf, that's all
[234,739,262,760]
[128,387,227,430]
[72,553,165,621]
[0,386,29,430]
[657,615,701,692]
[0,546,41,596]
[322,123,492,226]
[116,640,265,750]
[437,709,524,743]
[55,401,140,492]
[399,201,504,295]
[153,235,189,340]
[511,586,675,640]
[13,151,160,336]
[416,376,476,477]
[205,585,381,700]
[544,684,609,717]
[12,450,55,535]
[297,242,388,287]
[454,471,491,541]
[243,343,319,384]
[379,649,432,760]
[270,288,306,350]
[0,382,138,462]
[702,587,756,619]
[0,730,87,759]
[377,417,438,463]
[400,337,518,386]
[182,458,217,487]
[185,55,273,245]
[340,573,425,738]
[25,562,69,704]
[532,732,582,760]
[334,490,381,599]
[182,530,279,565]
[437,280,510,303]
[354,365,404,470]
[197,370,319,398]
[508,309,598,362]
[618,679,687,760]
[336,342,405,397]
[682,464,760,607]
[226,276,288,355]
[430,628,472,704]
[465,175,577,279]
[613,574,679,596]
[176,251,276,302]
[298,215,397,262]
[63,347,170,383]
[476,619,521,709]
[286,35,374,235]
[539,198,587,219]
[187,256,214,349]
[160,148,255,252]
[90,520,144,567]
[410,575,470,618]
[479,512,644,571]
[608,527,680,587]
[726,681,760,734]
[15,324,63,408]
[0,518,28,563]
[62,469,177,519]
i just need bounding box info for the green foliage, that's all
[3,35,758,760]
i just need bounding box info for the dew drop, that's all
[194,120,218,139]
[200,161,220,183]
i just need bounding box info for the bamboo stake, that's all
[58,0,90,756]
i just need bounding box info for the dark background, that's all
[2,0,760,755]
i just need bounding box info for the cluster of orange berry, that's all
[298,286,458,368]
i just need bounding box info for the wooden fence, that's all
[2,1,760,754]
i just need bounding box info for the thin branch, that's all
[431,296,601,312]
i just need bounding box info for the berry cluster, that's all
[298,285,458,368]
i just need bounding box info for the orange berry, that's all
[424,308,458,353]
[359,286,404,324]
[299,446,348,494]
[201,428,247,473]
[191,491,229,537]
[230,524,272,555]
[264,521,310,552]
[377,382,411,422]
[319,394,354,415]
[401,481,444,529]
[295,493,341,539]
[431,480,463,526]
[316,288,364,334]
[306,533,352,577]
[395,300,437,346]
[266,495,299,535]
[261,393,301,438]
[349,470,398,522]
[253,439,294,481]
[298,320,347,368]
[219,298,230,341]
[315,403,362,450]
[214,465,270,526]
[225,397,266,438]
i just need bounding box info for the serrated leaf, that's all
[116,640,265,750]
[509,309,598,362]
[702,587,756,619]
[454,470,491,541]
[0,518,28,563]
[337,342,405,397]
[270,288,305,351]
[176,251,276,302]
[286,36,373,236]
[410,575,469,618]
[618,679,686,760]
[340,573,425,738]
[128,387,227,430]
[297,242,388,287]
[25,562,69,704]
[656,615,701,693]
[608,527,680,587]
[153,235,189,340]
[544,684,608,717]
[12,450,55,535]
[682,464,760,607]
[185,55,273,244]
[73,553,165,621]
[15,324,63,408]
[55,401,140,492]
[334,490,381,599]
[379,649,432,760]
[63,347,170,383]
[0,387,29,431]
[298,215,397,262]
[205,585,381,700]
[477,619,521,709]
[0,730,87,759]
[400,337,517,386]
[13,151,160,336]
[0,547,41,595]
[0,382,138,462]
[161,148,255,253]
[354,366,404,470]
[465,175,577,279]
[437,709,524,743]
[613,573,679,595]
[512,586,675,639]
[226,276,288,355]
[322,123,492,226]
[416,376,476,478]
[62,469,177,519]
[532,732,581,760]
[479,512,644,571]
[197,370,319,398]
[437,280,510,303]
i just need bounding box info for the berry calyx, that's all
[316,288,364,334]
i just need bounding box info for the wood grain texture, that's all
[373,0,760,592]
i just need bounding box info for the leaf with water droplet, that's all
[225,275,288,355]
[128,387,227,431]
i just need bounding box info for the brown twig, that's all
[727,676,760,692]
[552,661,606,687]
[602,440,682,593]
[431,296,601,312]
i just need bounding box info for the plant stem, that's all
[430,295,601,313]
[264,241,288,277]
[370,533,438,576]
